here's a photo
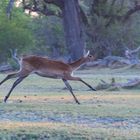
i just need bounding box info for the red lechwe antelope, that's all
[0,51,96,104]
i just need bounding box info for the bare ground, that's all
[0,68,140,139]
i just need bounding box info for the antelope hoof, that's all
[76,100,80,104]
[93,88,96,91]
[4,96,8,103]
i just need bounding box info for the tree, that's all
[20,0,85,61]
[7,0,140,60]
[89,0,140,27]
[32,16,65,57]
[85,0,140,58]
[0,1,35,63]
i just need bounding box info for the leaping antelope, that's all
[0,51,96,104]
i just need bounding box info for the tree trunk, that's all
[7,0,14,19]
[62,0,85,61]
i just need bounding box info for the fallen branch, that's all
[96,78,140,90]
[0,65,13,72]
[86,53,140,68]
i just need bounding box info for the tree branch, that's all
[104,2,140,24]
[79,7,89,26]
[105,0,117,27]
[43,0,64,9]
[116,0,124,13]
[22,0,62,17]
[123,4,140,22]
[9,49,19,64]
[91,0,140,26]
[7,0,15,19]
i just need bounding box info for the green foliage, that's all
[0,0,140,64]
[0,3,35,63]
[84,0,140,58]
[32,16,65,57]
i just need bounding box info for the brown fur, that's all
[18,54,95,79]
[0,52,96,103]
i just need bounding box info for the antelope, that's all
[0,51,96,104]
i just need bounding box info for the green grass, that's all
[0,67,140,139]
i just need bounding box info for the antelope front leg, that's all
[62,79,80,104]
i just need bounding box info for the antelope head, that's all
[84,50,95,62]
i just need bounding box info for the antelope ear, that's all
[84,50,90,57]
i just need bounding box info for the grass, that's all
[0,67,140,139]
